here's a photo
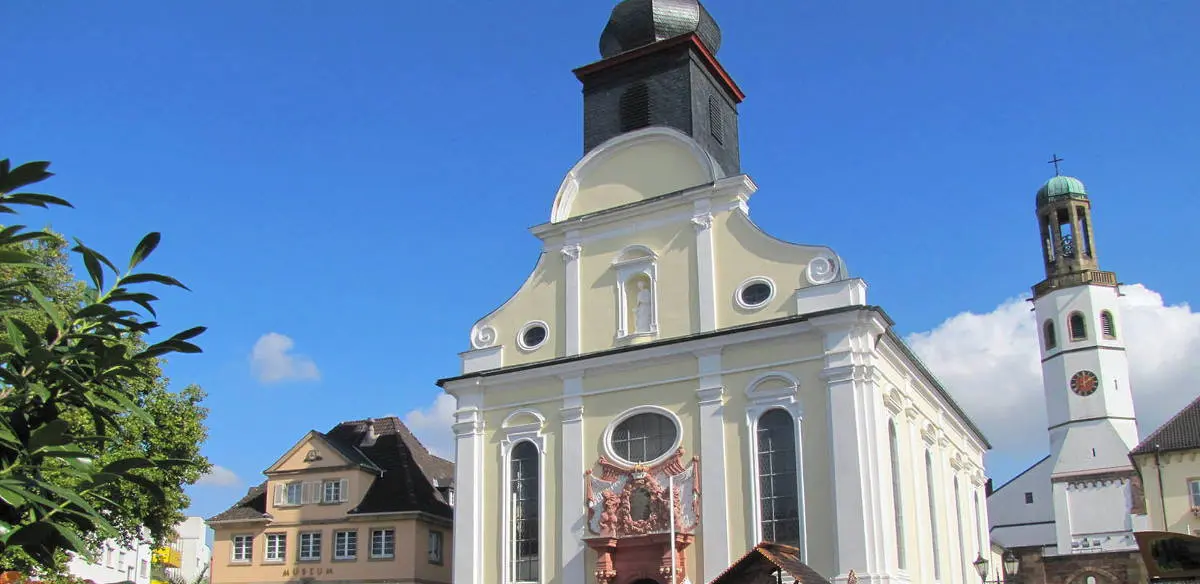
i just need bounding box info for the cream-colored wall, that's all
[1134,449,1200,534]
[273,435,352,472]
[565,139,711,219]
[211,518,450,584]
[472,252,566,369]
[267,468,375,523]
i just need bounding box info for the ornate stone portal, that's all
[584,449,701,584]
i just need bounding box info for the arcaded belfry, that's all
[438,2,990,584]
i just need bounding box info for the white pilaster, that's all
[695,348,729,579]
[692,201,717,332]
[560,375,586,584]
[817,312,891,584]
[561,239,582,356]
[452,390,485,584]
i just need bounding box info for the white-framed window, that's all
[370,528,395,559]
[323,479,348,503]
[428,530,444,565]
[601,405,683,468]
[231,535,253,563]
[745,372,807,559]
[299,531,321,561]
[118,551,126,571]
[140,560,148,579]
[1069,311,1088,341]
[888,420,907,570]
[265,533,287,562]
[1189,478,1200,507]
[334,530,357,560]
[501,410,546,584]
[925,451,941,580]
[955,478,968,584]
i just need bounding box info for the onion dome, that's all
[599,0,722,59]
[1037,175,1088,207]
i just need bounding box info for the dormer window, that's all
[323,479,348,503]
[285,482,302,506]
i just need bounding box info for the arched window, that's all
[619,83,650,132]
[1069,312,1088,341]
[757,409,800,546]
[973,491,983,560]
[955,478,967,584]
[925,450,941,580]
[888,421,907,569]
[510,442,539,583]
[1043,320,1057,350]
[1100,310,1116,339]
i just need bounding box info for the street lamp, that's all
[973,550,1021,583]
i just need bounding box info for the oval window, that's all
[519,323,547,350]
[738,278,774,309]
[610,412,677,464]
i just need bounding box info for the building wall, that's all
[1133,448,1200,535]
[68,538,153,584]
[175,516,213,583]
[210,517,451,584]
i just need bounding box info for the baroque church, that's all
[985,171,1148,583]
[438,2,991,584]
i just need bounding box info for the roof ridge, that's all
[1131,393,1200,454]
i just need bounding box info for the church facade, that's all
[437,2,990,584]
[986,173,1148,583]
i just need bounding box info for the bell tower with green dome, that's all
[1030,162,1141,555]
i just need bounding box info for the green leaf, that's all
[2,160,54,192]
[120,472,166,502]
[0,249,36,265]
[129,232,161,270]
[5,318,27,356]
[101,456,157,475]
[167,326,207,342]
[5,192,73,208]
[71,241,119,279]
[81,248,105,291]
[118,272,191,291]
[26,283,63,331]
[4,522,55,547]
[29,419,71,451]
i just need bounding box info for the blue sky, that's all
[6,1,1199,521]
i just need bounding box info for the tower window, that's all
[1100,310,1116,339]
[709,95,725,144]
[1043,320,1057,350]
[1078,209,1092,258]
[619,83,650,133]
[1069,312,1088,341]
[1056,209,1075,258]
[1025,492,1034,504]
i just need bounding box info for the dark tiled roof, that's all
[208,417,454,524]
[207,482,269,522]
[1131,395,1200,455]
[325,417,454,518]
[709,542,832,584]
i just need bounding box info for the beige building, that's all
[1130,395,1200,535]
[438,2,991,584]
[207,418,453,584]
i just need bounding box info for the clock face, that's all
[1070,370,1099,396]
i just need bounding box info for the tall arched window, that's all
[1100,310,1116,339]
[757,409,800,546]
[925,451,941,580]
[1069,312,1088,341]
[888,421,907,569]
[973,491,984,559]
[510,442,539,583]
[1043,320,1057,350]
[955,478,967,584]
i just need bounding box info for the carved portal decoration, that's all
[584,449,700,584]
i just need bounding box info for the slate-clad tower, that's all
[575,0,745,175]
[1031,173,1140,553]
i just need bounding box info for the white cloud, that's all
[196,465,241,487]
[907,284,1200,473]
[404,393,457,461]
[250,332,320,384]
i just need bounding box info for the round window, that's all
[610,412,677,464]
[737,278,774,309]
[518,322,548,350]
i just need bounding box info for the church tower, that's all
[1031,165,1140,553]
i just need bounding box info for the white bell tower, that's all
[1031,159,1140,554]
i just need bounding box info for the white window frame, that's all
[1189,478,1200,507]
[299,531,321,562]
[743,371,807,560]
[600,405,683,469]
[231,534,253,563]
[370,528,395,559]
[501,408,546,584]
[323,479,348,503]
[264,533,286,563]
[334,530,357,560]
[428,529,444,565]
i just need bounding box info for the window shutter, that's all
[340,479,349,502]
[274,484,284,506]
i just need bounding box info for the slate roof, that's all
[1131,394,1200,455]
[709,542,832,584]
[207,417,454,523]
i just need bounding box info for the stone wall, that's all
[1012,548,1146,584]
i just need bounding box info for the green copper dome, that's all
[1037,175,1088,206]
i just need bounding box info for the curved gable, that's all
[551,127,724,222]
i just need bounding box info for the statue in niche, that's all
[634,280,652,333]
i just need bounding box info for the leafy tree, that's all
[0,158,208,570]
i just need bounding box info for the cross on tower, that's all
[1048,154,1064,176]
